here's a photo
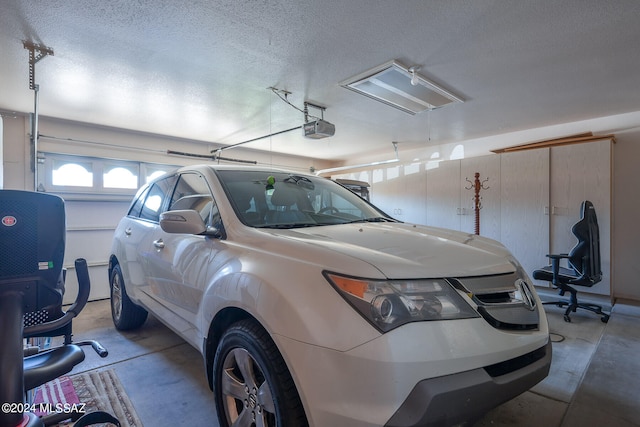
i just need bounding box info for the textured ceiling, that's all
[1,0,640,161]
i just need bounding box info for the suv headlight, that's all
[324,272,480,333]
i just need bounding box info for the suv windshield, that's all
[215,170,395,229]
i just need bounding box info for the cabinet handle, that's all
[551,206,569,216]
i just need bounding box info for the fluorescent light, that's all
[340,60,463,115]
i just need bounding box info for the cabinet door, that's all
[500,149,550,285]
[361,168,389,215]
[550,140,611,295]
[399,162,428,225]
[426,160,461,230]
[367,164,428,224]
[460,155,501,241]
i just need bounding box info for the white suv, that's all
[109,165,550,427]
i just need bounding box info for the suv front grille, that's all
[448,273,540,331]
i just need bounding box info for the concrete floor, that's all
[66,293,640,427]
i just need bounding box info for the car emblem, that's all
[515,279,536,311]
[1,215,17,227]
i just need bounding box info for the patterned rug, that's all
[34,369,142,426]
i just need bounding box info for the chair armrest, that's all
[545,254,569,285]
[24,259,90,337]
[546,253,569,259]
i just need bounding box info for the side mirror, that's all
[160,209,207,235]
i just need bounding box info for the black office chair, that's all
[533,200,610,323]
[0,190,118,427]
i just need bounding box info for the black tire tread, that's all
[110,264,148,331]
[215,318,308,427]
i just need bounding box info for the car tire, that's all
[213,319,307,427]
[109,263,148,331]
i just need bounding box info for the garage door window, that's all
[52,161,93,187]
[103,165,138,189]
[39,152,177,198]
[146,169,168,183]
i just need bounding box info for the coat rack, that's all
[465,172,489,235]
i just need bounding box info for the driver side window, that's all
[169,173,219,227]
[136,175,177,222]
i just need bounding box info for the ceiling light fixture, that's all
[340,60,463,115]
[408,65,420,86]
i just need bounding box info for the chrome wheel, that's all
[222,348,276,426]
[111,272,123,322]
[109,264,147,330]
[213,319,307,427]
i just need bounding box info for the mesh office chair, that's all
[0,190,116,427]
[532,200,610,323]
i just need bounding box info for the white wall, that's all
[2,115,30,190]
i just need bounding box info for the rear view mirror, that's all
[160,209,207,235]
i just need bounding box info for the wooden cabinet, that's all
[426,160,460,230]
[367,166,400,217]
[423,154,502,238]
[499,149,550,286]
[549,140,612,295]
[367,164,428,224]
[398,162,428,224]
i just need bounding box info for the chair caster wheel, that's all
[563,314,571,322]
[601,315,609,323]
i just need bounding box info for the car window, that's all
[169,173,219,227]
[128,185,150,217]
[138,175,177,222]
[215,170,393,228]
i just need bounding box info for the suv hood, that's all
[267,222,517,279]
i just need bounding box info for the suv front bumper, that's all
[385,340,552,427]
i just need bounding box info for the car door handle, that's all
[125,227,132,236]
[153,239,165,249]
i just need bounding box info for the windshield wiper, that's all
[255,223,321,229]
[346,217,399,224]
